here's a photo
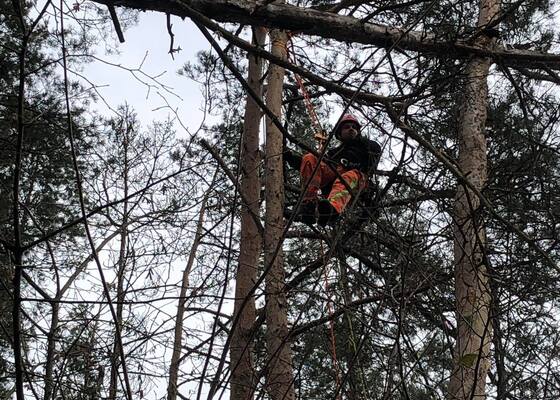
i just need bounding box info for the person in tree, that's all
[295,113,382,225]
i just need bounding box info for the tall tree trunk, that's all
[43,301,59,400]
[229,26,265,400]
[109,128,130,400]
[12,8,28,399]
[448,0,499,398]
[167,181,213,400]
[263,28,296,400]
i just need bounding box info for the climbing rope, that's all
[285,34,328,151]
[279,4,441,395]
[286,32,345,397]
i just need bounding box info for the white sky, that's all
[82,11,211,136]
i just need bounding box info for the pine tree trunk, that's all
[448,0,499,398]
[263,28,296,400]
[229,26,265,400]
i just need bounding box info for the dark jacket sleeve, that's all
[284,149,302,170]
[321,138,380,174]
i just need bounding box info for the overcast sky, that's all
[81,10,210,137]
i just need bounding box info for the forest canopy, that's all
[1,1,560,400]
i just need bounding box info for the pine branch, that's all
[98,0,560,69]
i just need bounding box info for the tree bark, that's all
[263,28,296,400]
[229,26,265,400]
[448,0,499,399]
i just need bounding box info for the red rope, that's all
[285,35,327,150]
[286,33,342,395]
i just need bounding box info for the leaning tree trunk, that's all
[263,28,296,400]
[448,0,499,399]
[109,129,130,400]
[167,182,212,400]
[229,26,266,400]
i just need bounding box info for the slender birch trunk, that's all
[167,179,214,400]
[448,0,499,398]
[263,28,296,400]
[229,26,266,400]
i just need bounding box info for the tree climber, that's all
[289,114,382,226]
